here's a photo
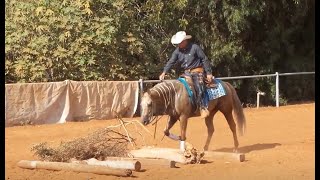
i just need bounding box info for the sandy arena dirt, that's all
[5,103,315,180]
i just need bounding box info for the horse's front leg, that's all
[164,115,179,140]
[179,115,189,151]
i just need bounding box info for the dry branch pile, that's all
[31,128,133,162]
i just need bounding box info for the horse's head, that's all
[140,91,154,125]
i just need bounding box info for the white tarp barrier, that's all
[68,80,139,121]
[5,80,139,127]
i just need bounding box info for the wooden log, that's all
[129,147,187,164]
[130,147,246,163]
[136,158,176,168]
[84,158,141,171]
[105,157,176,168]
[204,151,245,162]
[17,160,132,177]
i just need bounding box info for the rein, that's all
[147,82,176,139]
[148,102,164,139]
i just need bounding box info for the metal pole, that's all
[218,73,276,80]
[138,79,144,115]
[138,79,144,97]
[256,92,265,109]
[279,72,315,76]
[275,72,279,107]
[257,92,260,109]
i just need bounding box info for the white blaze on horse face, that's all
[141,93,152,118]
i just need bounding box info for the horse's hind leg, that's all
[223,112,239,152]
[203,110,217,151]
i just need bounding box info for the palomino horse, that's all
[140,79,246,152]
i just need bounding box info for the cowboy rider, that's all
[159,31,215,118]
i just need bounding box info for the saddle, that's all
[179,74,216,109]
[180,74,217,92]
[179,73,227,107]
[183,67,217,88]
[181,76,195,92]
[180,75,196,103]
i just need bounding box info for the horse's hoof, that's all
[163,131,170,136]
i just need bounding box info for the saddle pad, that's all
[177,78,194,105]
[206,79,227,100]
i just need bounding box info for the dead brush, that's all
[31,128,132,162]
[31,114,152,162]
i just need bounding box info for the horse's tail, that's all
[228,83,246,136]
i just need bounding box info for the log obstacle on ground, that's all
[17,160,132,177]
[83,158,141,171]
[204,151,245,162]
[130,147,187,164]
[105,157,176,168]
[129,147,245,163]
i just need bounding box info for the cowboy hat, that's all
[171,31,192,45]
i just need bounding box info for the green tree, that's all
[5,0,314,105]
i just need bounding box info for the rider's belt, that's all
[185,67,204,73]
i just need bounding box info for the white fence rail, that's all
[138,72,315,108]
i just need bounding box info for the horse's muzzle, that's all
[141,116,150,126]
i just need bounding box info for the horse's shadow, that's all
[214,143,281,153]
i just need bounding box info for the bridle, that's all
[143,82,178,139]
[146,98,167,139]
[147,100,164,125]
